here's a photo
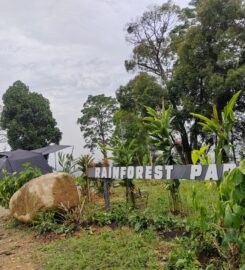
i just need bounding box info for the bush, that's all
[0,164,41,207]
[32,199,86,235]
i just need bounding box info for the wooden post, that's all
[104,179,110,213]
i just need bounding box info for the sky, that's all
[0,0,189,160]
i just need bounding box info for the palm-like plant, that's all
[77,154,95,201]
[191,91,241,164]
[105,137,138,208]
[144,103,181,213]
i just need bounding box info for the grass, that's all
[35,180,222,270]
[39,227,169,270]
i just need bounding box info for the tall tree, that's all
[125,1,181,81]
[169,0,245,157]
[1,81,62,150]
[77,94,117,159]
[114,73,165,164]
[125,0,245,163]
[116,72,165,117]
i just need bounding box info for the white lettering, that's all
[101,167,107,178]
[136,166,143,179]
[120,167,127,179]
[154,166,163,179]
[190,165,202,180]
[95,167,101,178]
[112,167,120,179]
[205,165,218,180]
[165,165,173,179]
[145,166,152,179]
[127,166,134,179]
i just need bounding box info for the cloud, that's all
[0,0,189,158]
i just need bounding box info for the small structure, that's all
[0,145,71,179]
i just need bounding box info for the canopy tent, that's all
[32,145,71,155]
[0,145,72,178]
[0,149,52,178]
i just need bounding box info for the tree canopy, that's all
[1,81,62,150]
[77,94,117,158]
[124,0,245,162]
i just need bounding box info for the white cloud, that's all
[0,0,189,159]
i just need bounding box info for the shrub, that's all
[0,164,41,207]
[32,199,86,235]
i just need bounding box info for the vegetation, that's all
[0,81,61,150]
[0,164,41,207]
[0,0,244,269]
[77,94,117,158]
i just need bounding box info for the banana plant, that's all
[103,137,138,208]
[144,103,181,213]
[191,91,241,164]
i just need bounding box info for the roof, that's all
[32,145,71,155]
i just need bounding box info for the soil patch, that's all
[0,206,39,270]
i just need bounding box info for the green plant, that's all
[191,145,212,165]
[212,159,245,269]
[191,91,241,163]
[77,154,94,201]
[105,137,138,208]
[32,209,64,235]
[144,103,181,213]
[33,199,86,235]
[0,164,41,207]
[58,152,77,174]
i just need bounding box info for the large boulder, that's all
[9,172,80,223]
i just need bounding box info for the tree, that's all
[125,1,181,81]
[77,94,117,158]
[169,0,245,158]
[125,0,245,163]
[116,72,165,117]
[114,73,164,164]
[0,81,62,150]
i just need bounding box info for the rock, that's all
[9,172,80,223]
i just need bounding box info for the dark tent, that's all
[0,149,52,178]
[32,145,71,155]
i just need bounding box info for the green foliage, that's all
[116,72,165,117]
[106,137,138,166]
[126,0,245,162]
[77,154,94,176]
[166,238,201,270]
[105,137,139,207]
[91,204,182,233]
[77,94,117,157]
[191,145,212,165]
[191,91,241,163]
[125,3,180,80]
[0,81,61,150]
[76,154,94,200]
[32,210,65,235]
[0,164,41,207]
[144,104,174,160]
[58,152,77,174]
[218,160,245,248]
[33,199,86,235]
[144,104,181,212]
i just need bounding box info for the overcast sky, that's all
[0,0,189,159]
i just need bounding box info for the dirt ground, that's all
[0,206,39,270]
